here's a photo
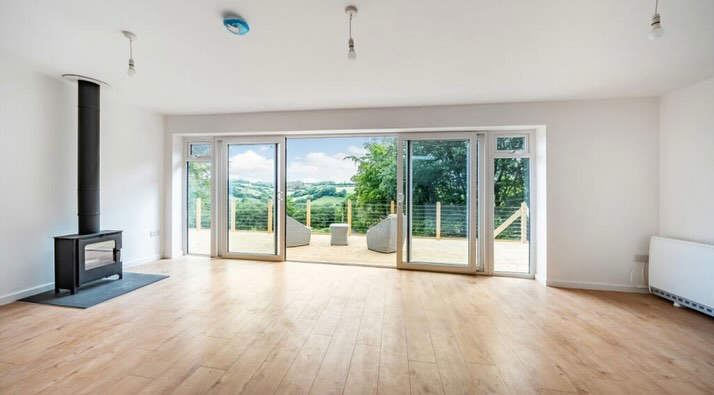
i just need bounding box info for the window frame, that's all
[184,139,216,256]
[487,130,535,277]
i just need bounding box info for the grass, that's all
[310,196,347,204]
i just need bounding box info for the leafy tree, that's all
[410,140,468,205]
[187,162,211,228]
[349,138,398,205]
[493,158,529,239]
[349,138,528,239]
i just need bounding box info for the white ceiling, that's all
[1,0,713,114]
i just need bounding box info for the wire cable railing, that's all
[188,198,529,241]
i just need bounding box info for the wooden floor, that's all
[0,257,712,395]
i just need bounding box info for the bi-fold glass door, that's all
[396,133,482,273]
[203,131,532,277]
[217,137,285,261]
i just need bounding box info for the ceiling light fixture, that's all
[122,31,137,76]
[649,0,663,40]
[345,6,358,60]
[224,15,250,35]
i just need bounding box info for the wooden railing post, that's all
[520,202,528,243]
[196,197,202,230]
[230,197,236,232]
[306,199,311,228]
[436,201,441,240]
[347,200,352,236]
[390,200,395,214]
[267,199,273,234]
[494,207,521,238]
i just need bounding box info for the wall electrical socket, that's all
[150,230,160,237]
[633,254,649,263]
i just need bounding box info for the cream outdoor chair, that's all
[366,214,405,253]
[286,216,311,247]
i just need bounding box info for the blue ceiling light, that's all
[224,16,250,35]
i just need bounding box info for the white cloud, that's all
[229,149,359,183]
[229,150,275,182]
[348,145,367,156]
[289,151,358,183]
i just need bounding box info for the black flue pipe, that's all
[77,80,100,234]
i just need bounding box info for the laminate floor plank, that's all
[109,375,154,395]
[409,360,445,395]
[377,282,411,395]
[171,367,225,395]
[274,333,332,395]
[343,344,380,395]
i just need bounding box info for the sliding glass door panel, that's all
[187,161,211,255]
[493,157,530,273]
[397,134,480,273]
[219,137,285,261]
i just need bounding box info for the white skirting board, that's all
[649,236,714,317]
[123,254,162,268]
[0,282,55,306]
[546,280,650,294]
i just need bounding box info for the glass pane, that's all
[496,136,526,152]
[187,161,211,254]
[84,240,115,270]
[494,158,530,273]
[408,140,469,265]
[227,144,277,255]
[190,143,211,158]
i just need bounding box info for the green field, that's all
[310,195,346,204]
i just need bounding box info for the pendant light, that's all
[345,6,358,60]
[122,31,138,76]
[649,0,663,40]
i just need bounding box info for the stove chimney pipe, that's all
[77,80,100,234]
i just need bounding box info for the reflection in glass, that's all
[227,144,277,255]
[493,158,530,273]
[187,161,211,255]
[496,137,526,152]
[408,140,469,265]
[84,240,115,270]
[190,143,211,158]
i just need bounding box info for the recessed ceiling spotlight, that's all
[649,0,663,40]
[224,15,250,35]
[345,5,358,60]
[122,31,137,76]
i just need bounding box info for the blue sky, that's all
[287,137,368,162]
[286,137,368,183]
[228,137,372,183]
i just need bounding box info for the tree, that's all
[349,138,397,205]
[349,138,528,239]
[187,162,211,228]
[349,138,468,206]
[410,140,468,205]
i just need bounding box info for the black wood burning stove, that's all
[54,76,123,294]
[54,231,123,294]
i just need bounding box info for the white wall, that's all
[660,78,714,245]
[166,98,660,291]
[0,56,165,304]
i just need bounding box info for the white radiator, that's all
[649,236,714,317]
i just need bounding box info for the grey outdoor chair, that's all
[286,216,311,247]
[366,214,405,253]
